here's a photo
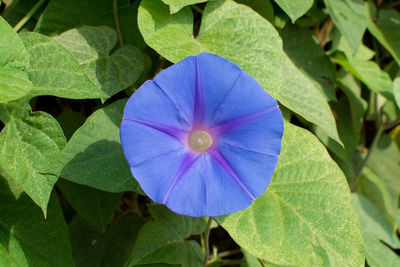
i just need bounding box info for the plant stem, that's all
[350,124,384,191]
[13,0,46,32]
[203,217,212,266]
[113,0,124,47]
[192,5,203,14]
[383,117,400,131]
[217,248,241,258]
[258,258,266,267]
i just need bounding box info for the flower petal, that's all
[129,148,189,203]
[216,108,284,156]
[152,56,196,126]
[164,155,208,217]
[120,120,185,167]
[209,71,278,126]
[195,53,242,126]
[123,80,189,130]
[165,153,253,217]
[216,142,278,198]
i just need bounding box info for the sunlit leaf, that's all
[0,100,66,214]
[161,0,208,13]
[217,123,364,266]
[54,26,144,100]
[0,17,32,103]
[273,0,313,22]
[323,0,366,53]
[20,32,107,99]
[332,51,394,100]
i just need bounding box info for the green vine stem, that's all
[13,0,46,32]
[203,217,212,266]
[350,116,400,191]
[350,125,383,191]
[113,0,124,47]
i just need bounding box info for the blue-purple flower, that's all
[120,53,283,217]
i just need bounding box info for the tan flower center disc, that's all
[189,131,213,152]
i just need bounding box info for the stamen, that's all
[189,131,213,152]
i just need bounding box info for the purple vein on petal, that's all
[130,149,183,168]
[211,105,279,136]
[123,116,185,142]
[193,56,205,127]
[162,153,199,204]
[209,70,243,120]
[218,139,280,157]
[152,80,191,127]
[209,149,255,201]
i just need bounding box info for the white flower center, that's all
[189,131,213,152]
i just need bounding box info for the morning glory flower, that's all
[120,53,283,217]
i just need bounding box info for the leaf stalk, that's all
[13,0,46,32]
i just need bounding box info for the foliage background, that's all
[0,0,399,266]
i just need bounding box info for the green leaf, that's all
[47,99,140,193]
[0,69,33,103]
[394,77,400,109]
[138,0,341,145]
[216,123,364,266]
[295,3,328,28]
[280,24,336,101]
[244,250,288,267]
[20,32,107,99]
[323,0,366,53]
[161,0,208,13]
[314,73,366,179]
[35,0,145,49]
[244,250,264,267]
[332,32,375,61]
[58,179,123,232]
[365,135,400,226]
[0,101,66,215]
[273,0,313,22]
[381,100,400,124]
[70,214,144,267]
[54,26,144,100]
[126,205,206,266]
[0,17,28,70]
[235,0,274,23]
[337,71,367,131]
[332,51,394,100]
[366,1,400,66]
[357,166,397,228]
[138,0,206,60]
[315,96,360,169]
[0,177,74,266]
[352,193,400,267]
[0,17,32,103]
[282,57,341,144]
